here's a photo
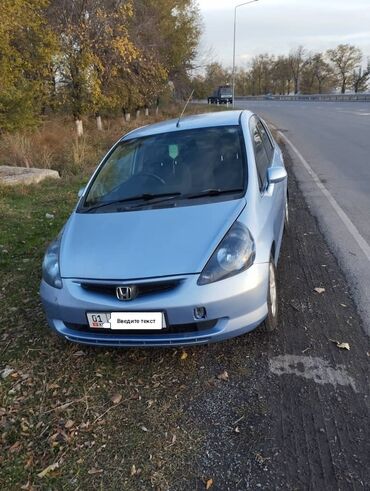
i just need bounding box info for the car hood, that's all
[60,199,246,280]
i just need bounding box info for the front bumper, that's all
[40,263,269,347]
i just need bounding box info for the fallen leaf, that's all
[47,383,60,390]
[330,339,350,350]
[234,426,240,434]
[180,351,188,360]
[130,464,137,476]
[24,454,34,469]
[314,287,326,294]
[88,468,103,475]
[255,452,270,464]
[206,478,214,489]
[337,342,350,350]
[73,350,85,357]
[9,441,22,453]
[140,426,149,432]
[111,393,122,405]
[1,367,14,379]
[340,304,347,307]
[37,462,59,478]
[217,370,229,381]
[65,419,74,429]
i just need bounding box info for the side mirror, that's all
[78,187,86,198]
[267,167,287,184]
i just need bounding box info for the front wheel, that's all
[262,257,279,332]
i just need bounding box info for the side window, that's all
[257,120,274,162]
[250,117,270,191]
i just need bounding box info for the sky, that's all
[196,0,370,69]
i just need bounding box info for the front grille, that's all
[80,279,181,299]
[64,319,217,335]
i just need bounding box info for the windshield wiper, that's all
[83,192,182,213]
[184,188,244,200]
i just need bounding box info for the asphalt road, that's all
[236,100,370,335]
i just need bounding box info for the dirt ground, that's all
[1,145,369,490]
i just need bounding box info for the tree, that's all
[235,68,252,97]
[301,53,335,94]
[0,0,57,132]
[289,46,308,94]
[327,44,362,94]
[271,56,292,95]
[249,54,275,95]
[352,59,370,93]
[130,0,201,98]
[47,0,200,126]
[47,0,139,131]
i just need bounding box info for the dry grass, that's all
[0,104,223,177]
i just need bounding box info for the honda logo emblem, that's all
[116,286,137,301]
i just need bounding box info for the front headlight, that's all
[42,237,63,289]
[198,222,255,285]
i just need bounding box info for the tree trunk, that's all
[96,114,103,131]
[136,109,141,119]
[75,119,84,137]
[145,107,149,117]
[125,113,131,122]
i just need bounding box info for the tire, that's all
[262,256,279,332]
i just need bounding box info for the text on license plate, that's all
[87,312,165,330]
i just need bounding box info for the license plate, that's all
[87,312,165,330]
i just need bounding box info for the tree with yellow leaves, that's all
[0,0,57,132]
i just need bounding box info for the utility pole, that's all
[232,0,259,108]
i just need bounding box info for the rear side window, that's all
[250,117,270,190]
[257,120,274,162]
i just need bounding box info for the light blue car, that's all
[40,110,288,347]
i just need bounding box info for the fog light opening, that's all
[194,307,207,320]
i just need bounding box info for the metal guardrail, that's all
[237,94,370,102]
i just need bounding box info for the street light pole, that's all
[232,0,259,108]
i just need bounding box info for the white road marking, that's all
[334,109,370,116]
[277,130,370,262]
[269,355,357,392]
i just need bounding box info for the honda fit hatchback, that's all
[40,110,288,347]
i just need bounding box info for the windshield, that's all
[82,126,246,211]
[220,88,232,97]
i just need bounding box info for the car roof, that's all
[122,110,253,140]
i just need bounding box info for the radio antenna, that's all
[176,89,194,128]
